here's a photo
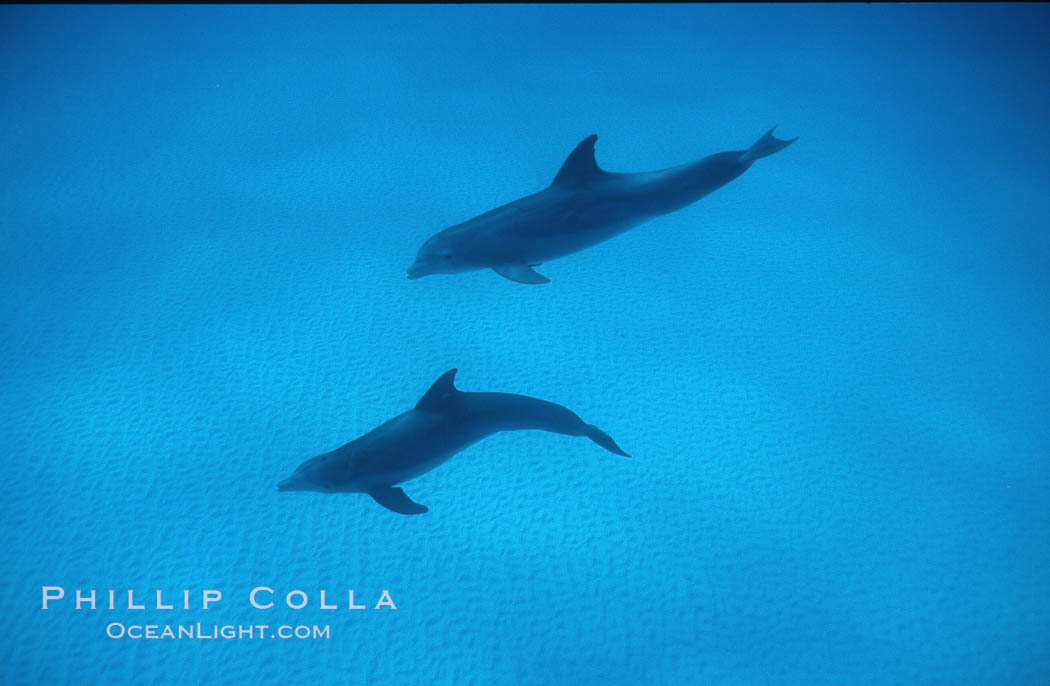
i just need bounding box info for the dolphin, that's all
[276,369,629,515]
[406,127,798,284]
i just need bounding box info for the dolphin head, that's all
[406,230,479,280]
[277,452,361,494]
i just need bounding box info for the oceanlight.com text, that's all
[105,622,330,640]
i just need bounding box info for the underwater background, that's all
[2,4,1048,684]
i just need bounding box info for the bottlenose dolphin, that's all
[406,127,797,284]
[277,369,629,515]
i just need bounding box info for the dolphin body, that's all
[277,369,629,515]
[407,127,798,284]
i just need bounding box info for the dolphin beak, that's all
[277,477,298,492]
[406,264,423,280]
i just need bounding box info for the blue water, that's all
[2,4,1048,684]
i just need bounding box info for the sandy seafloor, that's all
[1,4,1048,685]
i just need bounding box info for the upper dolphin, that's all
[406,127,798,284]
[277,369,630,515]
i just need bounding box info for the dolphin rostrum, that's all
[277,369,630,515]
[406,127,798,284]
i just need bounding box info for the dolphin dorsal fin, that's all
[552,134,603,186]
[415,368,459,411]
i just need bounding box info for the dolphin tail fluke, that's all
[740,126,798,163]
[584,424,631,457]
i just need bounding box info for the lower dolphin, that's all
[277,369,630,515]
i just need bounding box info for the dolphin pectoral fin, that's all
[368,487,429,515]
[493,263,550,285]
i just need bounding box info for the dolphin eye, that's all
[323,484,332,490]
